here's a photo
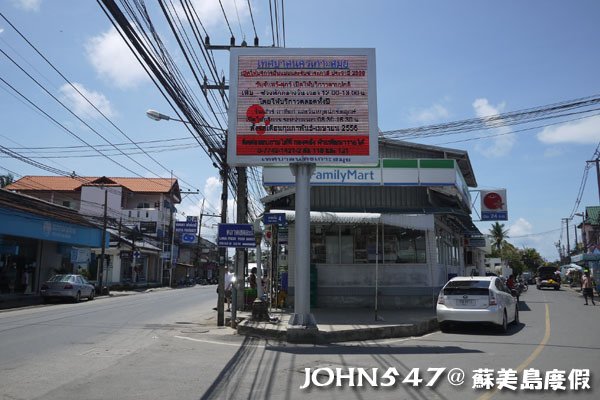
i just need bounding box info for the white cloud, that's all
[0,28,4,35]
[473,98,515,158]
[537,115,600,144]
[408,104,449,124]
[85,27,148,89]
[59,83,115,118]
[508,218,533,237]
[12,0,41,12]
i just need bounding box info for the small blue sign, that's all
[481,211,508,221]
[217,224,255,248]
[263,213,286,225]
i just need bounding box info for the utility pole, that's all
[235,166,248,318]
[562,218,571,255]
[217,161,228,327]
[587,159,600,203]
[97,188,108,294]
[196,199,205,276]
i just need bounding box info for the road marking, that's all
[477,303,550,400]
[174,335,266,348]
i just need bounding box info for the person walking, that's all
[582,271,596,306]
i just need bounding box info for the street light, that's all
[146,109,227,132]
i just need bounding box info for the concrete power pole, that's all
[235,166,247,313]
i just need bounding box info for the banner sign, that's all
[480,189,508,221]
[228,48,378,166]
[217,224,255,248]
[175,221,197,234]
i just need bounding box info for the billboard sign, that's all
[228,48,378,166]
[480,189,508,221]
[217,224,255,248]
[175,220,197,234]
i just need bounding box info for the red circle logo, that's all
[246,104,265,124]
[483,192,504,210]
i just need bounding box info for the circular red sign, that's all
[483,192,504,210]
[246,104,265,124]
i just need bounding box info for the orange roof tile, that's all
[6,176,178,194]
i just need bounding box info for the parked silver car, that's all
[436,276,519,333]
[41,274,95,303]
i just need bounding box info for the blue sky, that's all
[1,0,599,260]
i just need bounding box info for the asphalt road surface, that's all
[1,284,598,400]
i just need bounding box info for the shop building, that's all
[6,176,180,286]
[262,139,485,308]
[0,189,106,295]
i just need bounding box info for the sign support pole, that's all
[288,163,317,330]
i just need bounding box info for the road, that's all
[0,284,598,400]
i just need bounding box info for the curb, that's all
[237,317,439,343]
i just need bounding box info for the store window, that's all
[310,224,426,265]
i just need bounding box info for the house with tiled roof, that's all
[6,176,182,287]
[571,206,600,279]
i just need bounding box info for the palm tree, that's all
[489,222,509,252]
[0,174,14,188]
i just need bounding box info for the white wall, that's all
[80,186,122,219]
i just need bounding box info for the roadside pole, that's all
[288,163,317,329]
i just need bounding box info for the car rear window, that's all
[48,275,71,282]
[443,280,490,296]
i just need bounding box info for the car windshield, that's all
[47,275,72,282]
[443,280,490,296]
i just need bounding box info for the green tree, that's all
[501,242,525,276]
[489,222,509,253]
[520,247,544,272]
[0,174,14,188]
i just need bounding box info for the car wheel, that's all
[74,291,81,303]
[88,290,95,301]
[499,310,508,333]
[554,286,560,291]
[42,297,50,304]
[513,305,519,325]
[536,286,540,290]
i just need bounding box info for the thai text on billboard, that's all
[228,48,378,166]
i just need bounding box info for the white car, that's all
[436,276,519,333]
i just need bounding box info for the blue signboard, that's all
[263,213,286,225]
[481,211,508,221]
[217,224,255,248]
[175,221,197,234]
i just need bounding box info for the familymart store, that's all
[263,154,484,308]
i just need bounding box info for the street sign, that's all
[186,216,198,223]
[175,220,197,234]
[263,213,286,225]
[181,233,197,244]
[481,189,508,221]
[133,250,141,259]
[217,224,255,248]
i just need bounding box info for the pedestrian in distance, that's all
[582,271,596,306]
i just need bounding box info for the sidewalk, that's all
[236,307,438,344]
[0,288,146,310]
